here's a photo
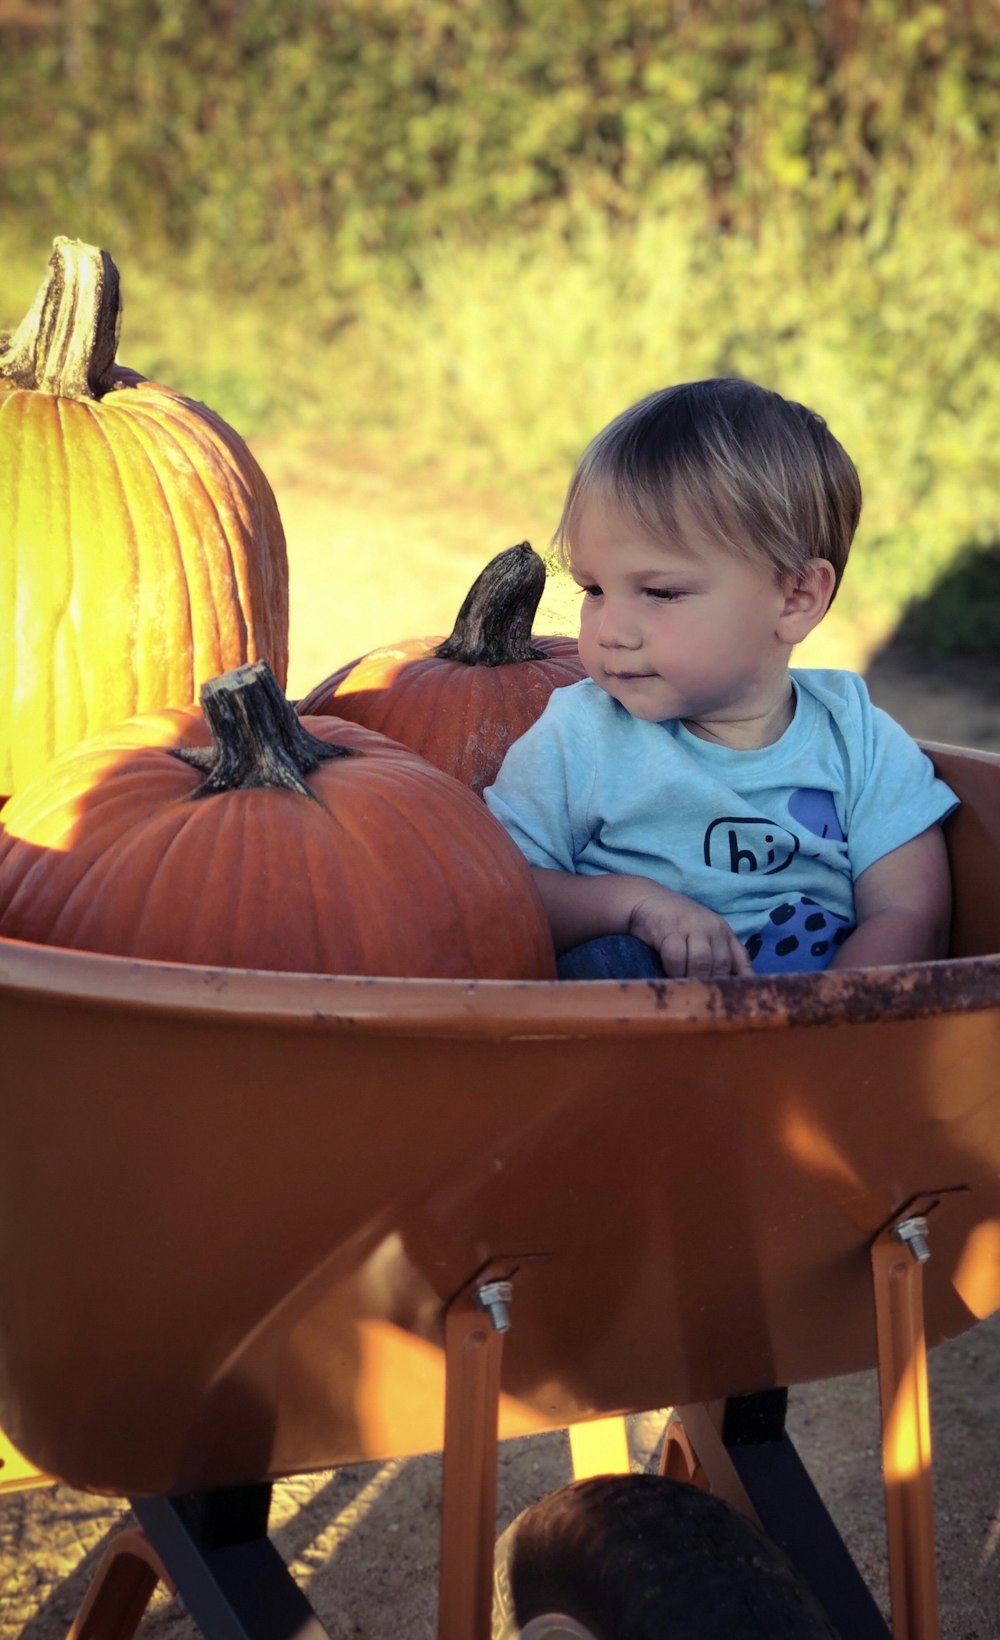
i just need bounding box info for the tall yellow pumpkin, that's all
[0,237,289,798]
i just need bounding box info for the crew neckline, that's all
[672,677,807,762]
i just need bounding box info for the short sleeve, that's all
[844,693,959,880]
[482,688,594,870]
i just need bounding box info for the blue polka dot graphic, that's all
[745,897,854,974]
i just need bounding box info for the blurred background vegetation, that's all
[3,0,999,656]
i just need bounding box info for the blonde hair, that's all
[555,378,862,598]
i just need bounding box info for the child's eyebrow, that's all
[632,563,703,584]
[570,559,699,577]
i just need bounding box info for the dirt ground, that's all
[2,458,999,1638]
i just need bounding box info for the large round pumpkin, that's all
[0,237,289,799]
[297,542,583,795]
[0,661,555,980]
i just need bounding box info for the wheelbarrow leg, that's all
[66,1526,175,1640]
[871,1208,941,1640]
[131,1484,333,1640]
[438,1267,514,1640]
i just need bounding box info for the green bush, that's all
[4,1,999,655]
[3,1,999,297]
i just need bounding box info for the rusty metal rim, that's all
[1,933,999,1037]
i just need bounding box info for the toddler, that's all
[484,377,958,980]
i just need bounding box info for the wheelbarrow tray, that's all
[1,740,999,1505]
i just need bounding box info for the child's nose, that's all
[598,600,640,647]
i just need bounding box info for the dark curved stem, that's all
[0,236,121,400]
[434,541,549,666]
[173,662,352,801]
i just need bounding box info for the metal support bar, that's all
[132,1488,333,1640]
[437,1267,512,1640]
[871,1211,941,1640]
[727,1434,890,1638]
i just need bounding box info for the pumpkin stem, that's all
[0,236,122,400]
[174,661,353,801]
[433,541,550,666]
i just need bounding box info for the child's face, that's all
[569,493,795,735]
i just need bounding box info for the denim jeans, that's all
[556,933,666,980]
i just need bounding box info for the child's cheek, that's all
[577,628,600,677]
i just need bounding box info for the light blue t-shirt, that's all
[483,670,959,974]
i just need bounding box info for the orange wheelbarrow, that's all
[1,740,999,1640]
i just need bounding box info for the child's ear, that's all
[778,558,836,642]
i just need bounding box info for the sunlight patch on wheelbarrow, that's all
[779,1105,866,1198]
[952,1219,1000,1321]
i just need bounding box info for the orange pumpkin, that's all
[0,661,555,980]
[297,541,583,794]
[0,237,289,799]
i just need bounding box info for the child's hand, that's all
[628,887,753,979]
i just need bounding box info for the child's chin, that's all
[593,671,677,719]
[613,691,675,722]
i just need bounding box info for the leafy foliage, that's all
[4,1,1000,651]
[4,1,1000,296]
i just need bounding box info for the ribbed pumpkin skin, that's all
[0,365,289,797]
[0,708,555,980]
[298,635,584,795]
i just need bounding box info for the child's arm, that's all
[830,825,952,970]
[531,867,754,979]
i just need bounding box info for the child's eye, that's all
[644,587,682,601]
[578,584,602,599]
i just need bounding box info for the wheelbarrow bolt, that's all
[476,1279,513,1332]
[894,1214,931,1263]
